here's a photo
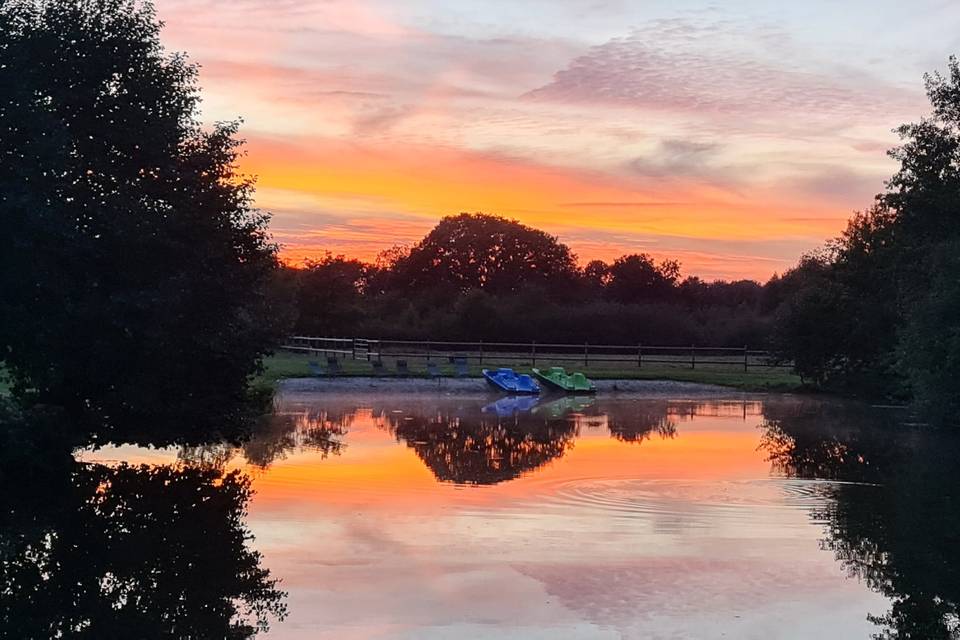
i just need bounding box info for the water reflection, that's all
[370,396,730,485]
[0,408,287,638]
[240,410,349,469]
[381,401,578,485]
[607,400,678,444]
[5,393,959,639]
[531,395,595,419]
[482,395,541,417]
[759,399,960,639]
[175,409,350,471]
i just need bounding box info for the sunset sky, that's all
[154,0,958,280]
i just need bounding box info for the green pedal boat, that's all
[531,367,597,393]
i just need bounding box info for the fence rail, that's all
[282,336,787,372]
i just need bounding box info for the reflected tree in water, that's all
[382,407,577,484]
[0,406,287,638]
[608,401,677,444]
[759,400,960,639]
[0,461,287,638]
[240,410,350,469]
[172,409,352,471]
[758,400,905,482]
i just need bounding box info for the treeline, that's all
[767,58,960,420]
[285,213,791,348]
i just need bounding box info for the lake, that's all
[40,390,960,638]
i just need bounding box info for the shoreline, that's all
[277,376,757,397]
[260,353,805,394]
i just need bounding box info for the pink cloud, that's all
[525,18,925,129]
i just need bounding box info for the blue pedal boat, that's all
[482,368,541,394]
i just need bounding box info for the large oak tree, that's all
[390,213,580,294]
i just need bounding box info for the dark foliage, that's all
[768,58,960,419]
[605,253,680,304]
[293,254,370,337]
[389,212,580,295]
[897,240,960,424]
[0,0,286,424]
[289,214,775,347]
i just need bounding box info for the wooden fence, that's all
[281,336,785,372]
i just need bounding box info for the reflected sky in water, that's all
[75,393,957,639]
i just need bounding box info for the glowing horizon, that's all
[154,0,956,280]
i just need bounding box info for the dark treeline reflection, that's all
[380,400,579,485]
[375,396,686,484]
[0,404,289,638]
[759,400,960,639]
[608,400,678,444]
[177,409,351,471]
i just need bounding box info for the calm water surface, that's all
[75,392,960,639]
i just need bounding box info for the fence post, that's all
[352,339,357,360]
[426,340,432,362]
[744,345,749,372]
[691,344,696,370]
[532,340,536,367]
[584,342,589,367]
[479,340,484,366]
[638,343,643,368]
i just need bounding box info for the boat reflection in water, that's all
[7,392,959,639]
[481,395,541,418]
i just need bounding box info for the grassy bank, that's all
[1,355,803,398]
[259,350,804,392]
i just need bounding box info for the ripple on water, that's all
[467,477,867,530]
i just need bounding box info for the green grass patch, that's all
[259,350,803,392]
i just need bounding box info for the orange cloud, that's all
[242,135,847,279]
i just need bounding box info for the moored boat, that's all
[531,367,597,393]
[482,368,541,394]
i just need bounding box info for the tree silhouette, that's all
[605,253,681,304]
[768,58,960,416]
[0,0,283,423]
[391,213,579,294]
[294,255,370,336]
